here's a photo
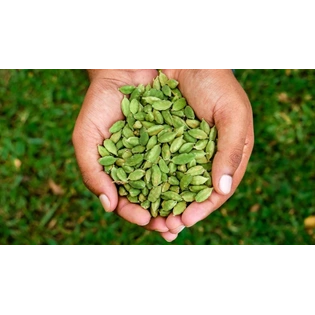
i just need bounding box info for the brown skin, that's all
[72,69,254,242]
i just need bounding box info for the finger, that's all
[129,69,159,85]
[116,197,151,226]
[212,92,253,196]
[182,123,254,227]
[166,214,185,234]
[161,69,178,80]
[144,217,169,233]
[182,183,238,228]
[160,231,178,242]
[72,129,119,212]
[78,164,119,213]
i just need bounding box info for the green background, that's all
[0,69,314,245]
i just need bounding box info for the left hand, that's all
[160,69,255,235]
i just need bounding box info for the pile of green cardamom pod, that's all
[97,71,217,217]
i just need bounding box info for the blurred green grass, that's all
[0,69,314,245]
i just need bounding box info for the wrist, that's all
[87,69,155,83]
[87,69,107,81]
[177,69,233,80]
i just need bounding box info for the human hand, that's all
[72,70,176,241]
[161,69,254,233]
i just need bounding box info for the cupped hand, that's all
[162,69,254,232]
[72,70,174,241]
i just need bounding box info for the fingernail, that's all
[156,228,169,233]
[99,194,110,212]
[171,225,185,234]
[165,234,178,242]
[138,219,151,226]
[219,175,232,194]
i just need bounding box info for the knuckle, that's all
[228,149,243,169]
[81,171,93,190]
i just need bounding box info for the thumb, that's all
[72,130,119,213]
[211,101,250,196]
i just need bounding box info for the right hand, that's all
[72,70,177,241]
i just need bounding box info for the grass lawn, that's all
[0,69,314,244]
